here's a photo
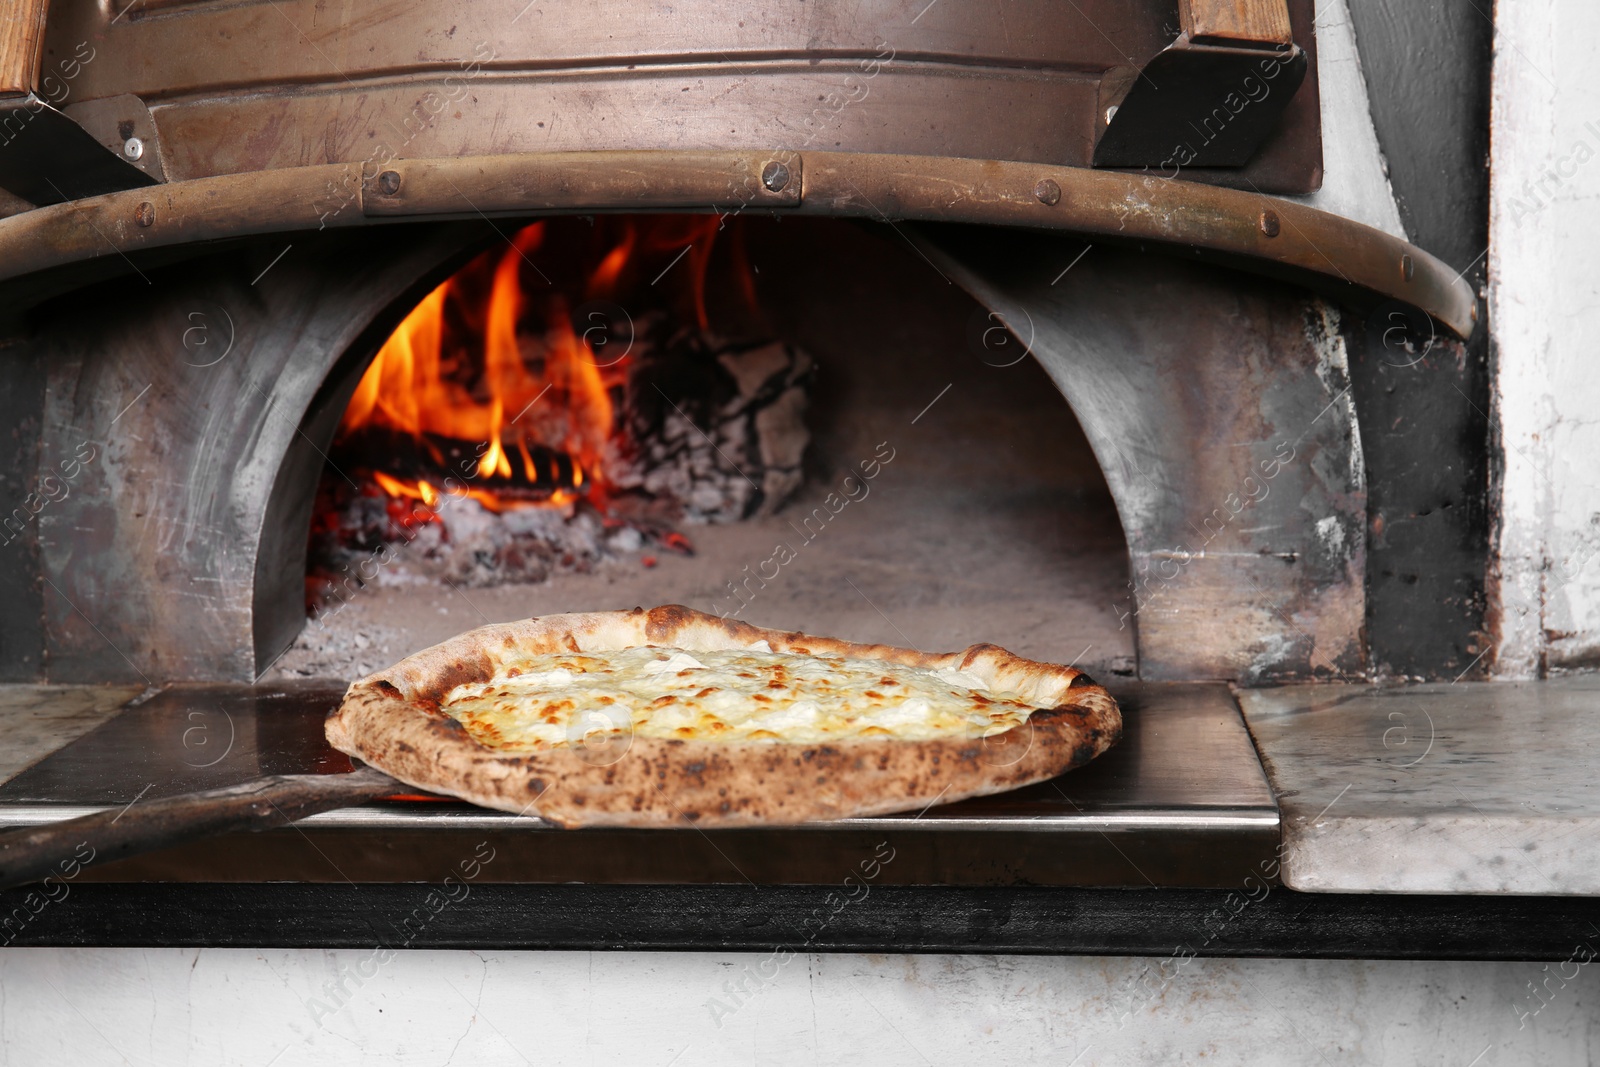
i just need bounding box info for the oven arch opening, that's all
[264,215,1138,681]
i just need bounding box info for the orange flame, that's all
[340,222,622,509]
[339,216,754,514]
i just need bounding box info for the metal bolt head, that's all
[761,160,791,193]
[134,201,154,228]
[1034,178,1062,206]
[122,137,144,161]
[1259,210,1281,238]
[377,170,402,195]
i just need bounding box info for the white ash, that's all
[378,498,607,589]
[271,617,407,679]
[608,340,812,522]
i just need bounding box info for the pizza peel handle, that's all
[0,767,399,891]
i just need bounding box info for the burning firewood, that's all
[305,217,811,609]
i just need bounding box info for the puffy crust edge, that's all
[325,605,1121,827]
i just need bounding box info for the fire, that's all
[337,215,753,514]
[339,222,617,510]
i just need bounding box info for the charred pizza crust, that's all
[325,604,1120,827]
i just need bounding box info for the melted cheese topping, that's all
[441,645,1039,751]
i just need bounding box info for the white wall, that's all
[1491,0,1600,675]
[2,948,1594,1065]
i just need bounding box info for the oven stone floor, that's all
[264,471,1135,684]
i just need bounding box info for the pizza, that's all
[325,605,1120,827]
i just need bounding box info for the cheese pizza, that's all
[326,605,1120,827]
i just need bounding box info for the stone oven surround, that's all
[0,0,1477,685]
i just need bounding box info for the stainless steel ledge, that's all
[0,680,1280,887]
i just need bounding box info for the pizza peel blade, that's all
[0,766,399,891]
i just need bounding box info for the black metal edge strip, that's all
[2,883,1593,960]
[0,151,1475,336]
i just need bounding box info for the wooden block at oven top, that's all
[0,0,49,99]
[1179,0,1295,48]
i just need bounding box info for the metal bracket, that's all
[63,94,168,184]
[0,93,159,205]
[360,152,802,218]
[1092,38,1307,170]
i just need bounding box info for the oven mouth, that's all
[268,213,1137,683]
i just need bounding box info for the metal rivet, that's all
[761,160,791,193]
[377,170,402,195]
[122,137,144,161]
[1259,210,1281,238]
[134,201,154,227]
[1034,178,1061,206]
[1402,253,1415,281]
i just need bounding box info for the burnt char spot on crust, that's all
[646,604,764,647]
[1029,703,1093,726]
[1070,739,1098,766]
[1069,672,1100,689]
[646,603,700,638]
[374,680,403,697]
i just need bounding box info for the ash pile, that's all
[306,333,812,611]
